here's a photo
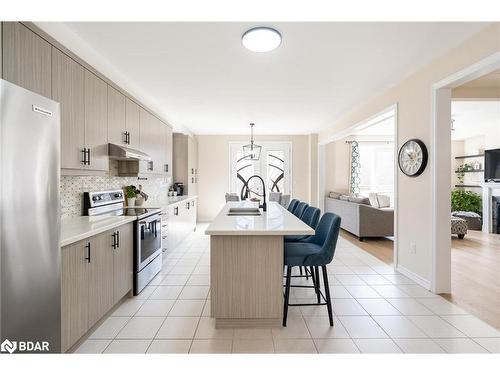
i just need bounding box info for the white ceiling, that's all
[451,101,500,140]
[36,22,489,135]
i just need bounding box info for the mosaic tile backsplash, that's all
[61,162,171,218]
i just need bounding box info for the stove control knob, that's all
[92,196,98,201]
[114,193,122,198]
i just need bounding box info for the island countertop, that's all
[205,201,315,236]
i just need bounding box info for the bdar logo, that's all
[1,339,17,354]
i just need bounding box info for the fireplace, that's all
[493,196,500,234]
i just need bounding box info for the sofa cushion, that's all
[339,194,350,201]
[368,193,380,208]
[377,194,391,208]
[328,191,342,199]
[348,195,370,205]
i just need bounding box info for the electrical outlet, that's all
[410,243,417,254]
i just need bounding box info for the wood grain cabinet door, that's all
[164,124,173,176]
[2,22,52,97]
[113,223,133,304]
[84,70,109,171]
[52,47,85,170]
[107,85,127,146]
[61,240,90,352]
[125,98,141,150]
[87,230,114,327]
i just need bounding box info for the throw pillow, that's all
[339,194,350,201]
[368,193,380,208]
[377,194,391,208]
[328,191,342,199]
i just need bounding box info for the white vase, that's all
[135,195,144,206]
[127,198,136,207]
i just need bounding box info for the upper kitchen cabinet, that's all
[2,22,52,97]
[107,85,126,146]
[125,98,141,149]
[53,47,108,172]
[139,107,155,174]
[165,124,173,177]
[125,97,140,150]
[173,133,198,195]
[108,87,141,150]
[139,108,172,176]
[52,47,86,170]
[84,70,108,171]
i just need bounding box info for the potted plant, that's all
[124,185,138,207]
[451,189,482,215]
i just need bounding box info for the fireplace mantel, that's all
[482,182,500,233]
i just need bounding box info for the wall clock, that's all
[398,139,428,177]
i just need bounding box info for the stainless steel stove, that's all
[83,190,163,295]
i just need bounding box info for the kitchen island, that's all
[205,201,314,328]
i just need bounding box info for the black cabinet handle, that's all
[165,164,169,173]
[174,207,178,216]
[186,202,190,210]
[86,148,91,165]
[84,242,91,263]
[148,161,154,171]
[112,232,117,249]
[127,131,131,144]
[116,230,120,248]
[81,148,87,165]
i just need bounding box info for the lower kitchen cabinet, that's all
[61,223,133,352]
[167,198,197,251]
[113,223,133,304]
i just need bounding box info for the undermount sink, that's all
[227,207,261,216]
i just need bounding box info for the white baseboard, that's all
[396,264,431,290]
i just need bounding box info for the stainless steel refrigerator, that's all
[0,79,61,353]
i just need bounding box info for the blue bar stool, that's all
[287,199,299,213]
[285,206,320,280]
[292,202,308,218]
[283,213,341,326]
[285,206,320,243]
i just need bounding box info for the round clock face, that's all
[398,139,428,177]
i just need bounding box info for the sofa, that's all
[325,194,394,240]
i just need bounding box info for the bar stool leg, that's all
[321,265,334,326]
[315,266,321,304]
[283,266,293,327]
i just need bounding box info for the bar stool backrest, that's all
[293,202,309,218]
[287,199,299,212]
[303,213,341,266]
[300,206,321,229]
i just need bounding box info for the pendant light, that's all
[242,123,262,161]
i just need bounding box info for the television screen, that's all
[485,148,500,182]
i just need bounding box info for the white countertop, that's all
[205,201,315,236]
[145,195,197,210]
[61,216,136,247]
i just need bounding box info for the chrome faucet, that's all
[240,175,267,212]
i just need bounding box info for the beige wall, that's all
[197,134,316,221]
[452,86,500,99]
[325,139,351,194]
[319,23,500,284]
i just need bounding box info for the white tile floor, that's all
[75,223,500,354]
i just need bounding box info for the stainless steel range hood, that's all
[108,143,152,161]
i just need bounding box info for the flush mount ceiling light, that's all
[242,27,282,52]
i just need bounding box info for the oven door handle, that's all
[140,224,145,240]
